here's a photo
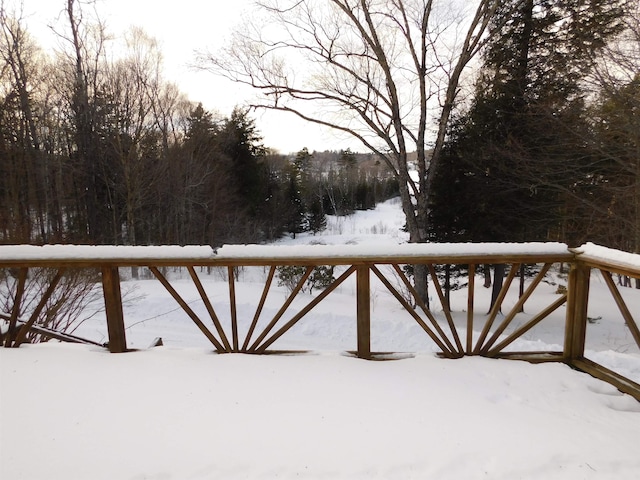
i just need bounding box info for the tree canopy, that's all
[429,0,630,245]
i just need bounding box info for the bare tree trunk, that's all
[518,263,526,313]
[413,264,429,308]
[490,264,505,312]
[444,264,451,311]
[484,265,492,288]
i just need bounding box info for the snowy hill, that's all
[2,197,640,480]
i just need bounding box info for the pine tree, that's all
[307,198,327,234]
[430,0,628,308]
[285,172,306,238]
[431,0,628,244]
[219,108,267,217]
[590,76,640,251]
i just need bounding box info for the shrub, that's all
[276,265,335,294]
[0,268,103,343]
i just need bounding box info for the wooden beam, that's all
[388,264,457,353]
[101,266,127,353]
[15,319,106,346]
[564,263,591,360]
[486,295,567,356]
[600,269,640,350]
[248,266,314,352]
[356,265,371,359]
[242,266,276,351]
[466,264,475,354]
[571,358,640,402]
[428,264,463,354]
[228,267,238,352]
[149,267,225,352]
[256,266,356,353]
[473,264,520,354]
[0,246,575,270]
[187,267,231,351]
[371,265,456,357]
[481,263,553,354]
[493,351,565,363]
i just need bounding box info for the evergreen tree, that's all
[292,147,316,210]
[284,167,306,238]
[431,0,628,244]
[179,104,235,245]
[307,198,327,234]
[590,76,640,251]
[294,147,313,182]
[430,0,627,309]
[219,107,267,217]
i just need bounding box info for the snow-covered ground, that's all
[2,197,640,479]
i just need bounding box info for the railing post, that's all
[564,261,590,361]
[101,266,127,353]
[356,265,371,359]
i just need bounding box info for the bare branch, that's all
[198,0,497,251]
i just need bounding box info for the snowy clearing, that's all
[2,198,640,479]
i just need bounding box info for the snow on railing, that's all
[573,242,640,273]
[0,242,570,263]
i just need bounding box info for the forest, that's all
[0,2,398,246]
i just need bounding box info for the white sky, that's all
[8,0,361,154]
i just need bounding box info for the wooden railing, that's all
[1,242,639,400]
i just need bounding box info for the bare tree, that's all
[0,268,103,344]
[102,28,165,247]
[55,0,109,242]
[199,0,499,298]
[589,0,640,92]
[0,2,44,242]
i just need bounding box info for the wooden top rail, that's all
[1,240,639,401]
[0,242,573,268]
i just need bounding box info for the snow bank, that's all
[2,343,640,480]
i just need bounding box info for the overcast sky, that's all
[9,0,359,154]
